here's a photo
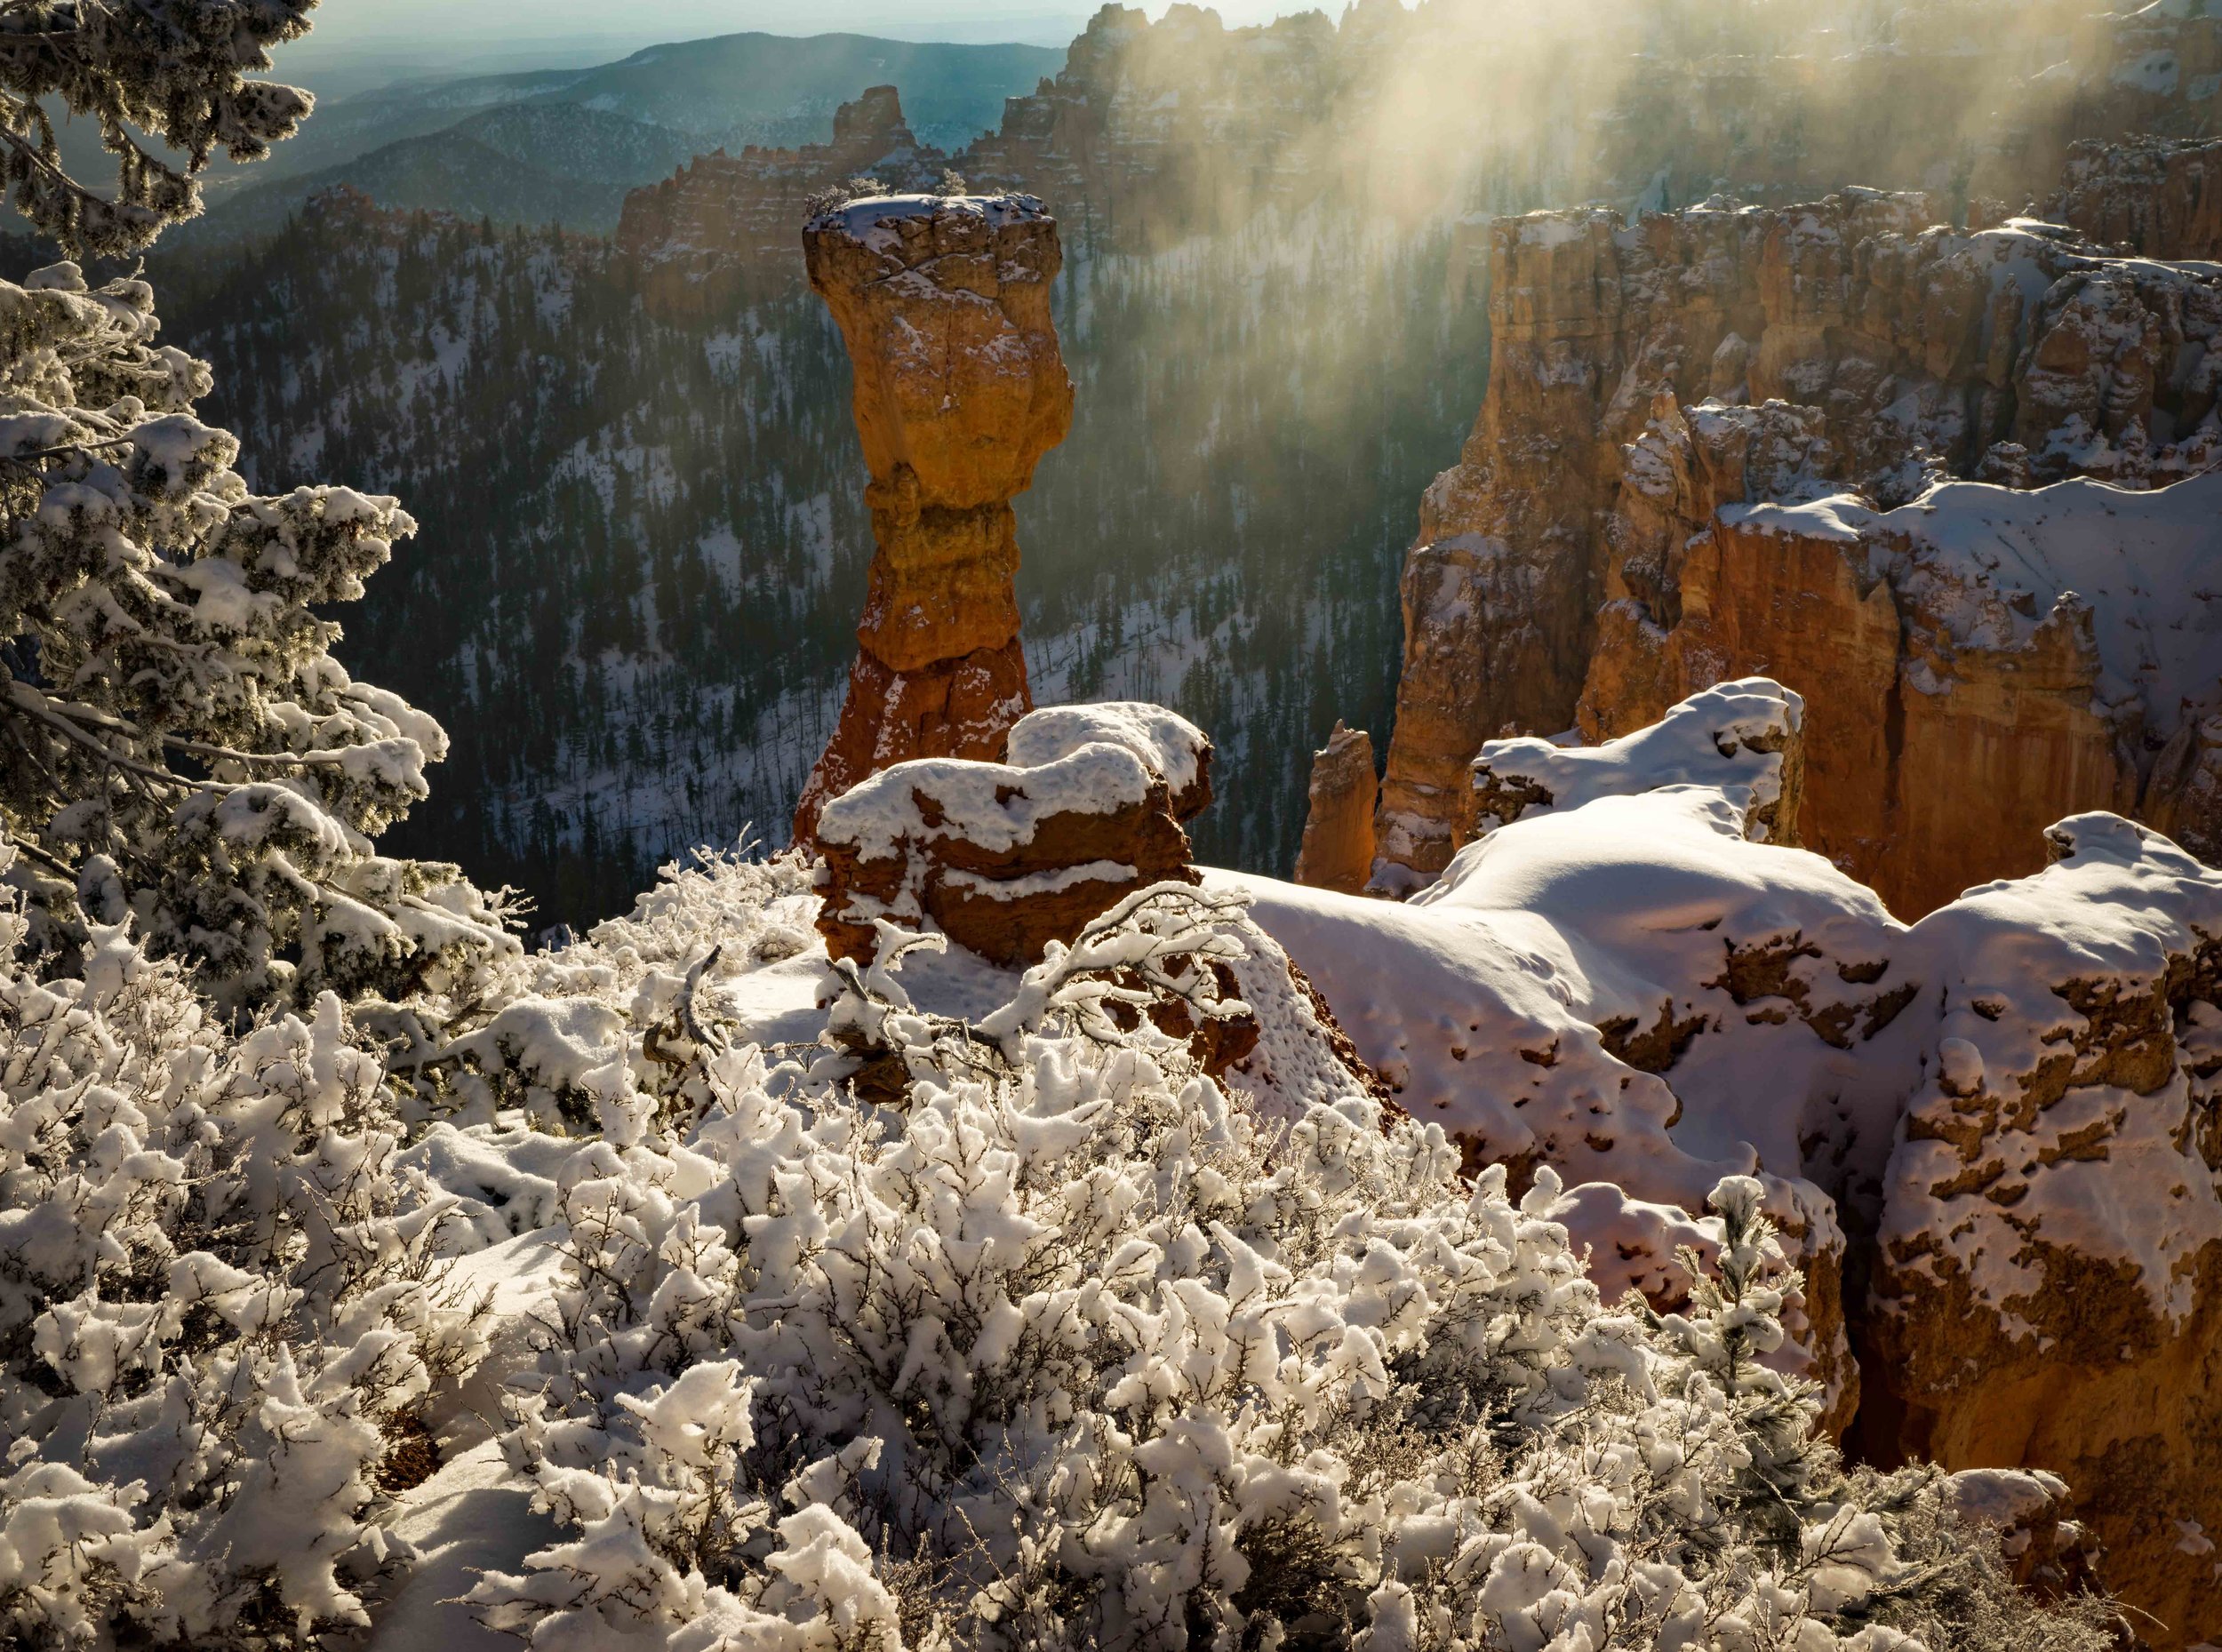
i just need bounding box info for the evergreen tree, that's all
[0,0,316,256]
[0,1,518,1012]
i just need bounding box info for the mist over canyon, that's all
[102,0,2214,934]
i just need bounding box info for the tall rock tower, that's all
[791,192,1074,843]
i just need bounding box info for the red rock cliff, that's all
[1372,177,2222,910]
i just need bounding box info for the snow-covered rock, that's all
[811,713,1206,969]
[1247,683,2222,1644]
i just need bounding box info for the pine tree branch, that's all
[0,435,134,467]
[4,678,210,788]
[3,820,77,882]
[7,679,384,770]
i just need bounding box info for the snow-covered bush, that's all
[0,843,489,1647]
[388,842,818,1134]
[465,888,2115,1652]
[0,259,522,1013]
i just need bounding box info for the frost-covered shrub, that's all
[0,259,523,1014]
[0,846,489,1647]
[466,891,2113,1652]
[391,844,818,1134]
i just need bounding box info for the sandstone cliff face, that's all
[1251,685,2222,1646]
[2071,3,2222,159]
[1580,415,2222,917]
[617,87,946,316]
[791,194,1075,845]
[1375,186,2222,907]
[2047,134,2222,259]
[1864,815,2222,1649]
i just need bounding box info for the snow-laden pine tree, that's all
[0,0,317,258]
[0,0,522,1013]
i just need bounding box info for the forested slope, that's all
[149,197,1486,929]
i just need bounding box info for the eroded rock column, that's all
[791,193,1075,844]
[1293,722,1377,893]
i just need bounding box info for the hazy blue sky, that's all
[281,0,1355,84]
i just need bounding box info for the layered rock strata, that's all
[1245,682,2222,1646]
[1372,188,2222,906]
[617,87,946,315]
[1585,416,2222,914]
[1291,722,1377,893]
[791,193,1075,845]
[2046,134,2222,259]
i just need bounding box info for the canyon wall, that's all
[790,193,1074,844]
[615,86,947,316]
[2046,133,2222,259]
[612,0,2202,311]
[1372,183,2222,910]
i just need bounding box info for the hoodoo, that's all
[1292,722,1379,893]
[790,191,1075,845]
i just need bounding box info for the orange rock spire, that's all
[790,192,1075,845]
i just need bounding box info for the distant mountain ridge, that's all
[190,105,709,240]
[182,31,1063,237]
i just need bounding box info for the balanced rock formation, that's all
[1247,682,2222,1644]
[1291,722,1377,893]
[791,193,1075,845]
[2046,134,2222,260]
[1372,183,2222,906]
[617,87,947,315]
[813,701,1210,968]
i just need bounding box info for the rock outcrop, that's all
[2046,134,2222,259]
[1372,184,2222,907]
[1866,815,2222,1649]
[791,193,1075,845]
[1291,722,1377,893]
[1472,675,1805,848]
[1233,682,1893,1437]
[811,697,1397,1121]
[1250,683,2222,1645]
[813,701,1210,968]
[617,87,947,315]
